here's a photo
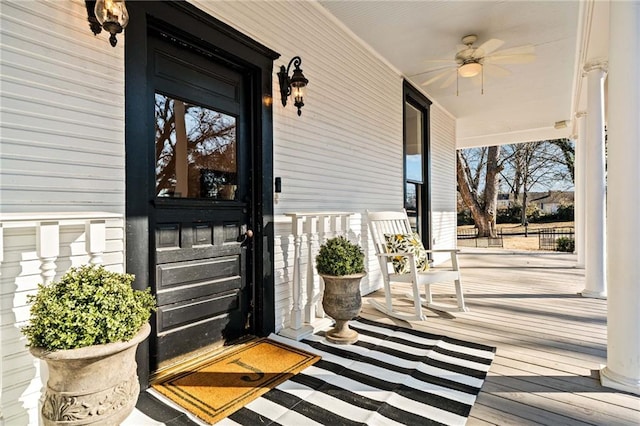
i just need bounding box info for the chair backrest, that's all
[366,209,414,256]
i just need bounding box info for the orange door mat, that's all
[152,338,321,424]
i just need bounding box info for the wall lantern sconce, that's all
[278,56,309,116]
[85,0,129,47]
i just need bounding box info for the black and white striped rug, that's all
[215,317,496,426]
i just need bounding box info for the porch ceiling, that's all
[318,1,587,148]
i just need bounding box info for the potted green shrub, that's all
[23,264,156,426]
[316,236,366,344]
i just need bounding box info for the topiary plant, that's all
[316,236,365,276]
[22,264,156,351]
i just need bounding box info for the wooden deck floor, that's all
[361,248,640,426]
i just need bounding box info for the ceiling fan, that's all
[415,34,535,94]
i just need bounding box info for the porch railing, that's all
[278,212,354,340]
[0,212,124,421]
[0,212,123,284]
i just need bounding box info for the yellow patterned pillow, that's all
[384,233,430,274]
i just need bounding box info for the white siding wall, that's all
[0,0,459,421]
[0,0,126,214]
[0,1,126,423]
[190,0,405,213]
[430,105,458,264]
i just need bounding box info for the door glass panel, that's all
[155,93,238,200]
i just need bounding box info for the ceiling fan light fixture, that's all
[458,62,482,78]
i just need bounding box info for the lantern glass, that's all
[94,0,129,28]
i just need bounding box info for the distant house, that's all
[496,191,574,214]
[496,193,512,209]
[529,191,575,214]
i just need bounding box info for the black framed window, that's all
[403,81,431,245]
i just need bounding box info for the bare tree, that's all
[550,138,575,183]
[500,140,574,225]
[456,146,502,237]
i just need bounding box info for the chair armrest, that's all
[424,249,460,270]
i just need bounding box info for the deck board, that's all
[361,248,640,426]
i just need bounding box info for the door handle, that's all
[238,228,254,245]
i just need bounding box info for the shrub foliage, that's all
[316,236,365,276]
[556,237,575,252]
[23,265,156,351]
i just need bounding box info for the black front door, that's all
[150,33,252,370]
[125,1,278,386]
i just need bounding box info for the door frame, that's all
[124,1,279,387]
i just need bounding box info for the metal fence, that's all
[458,226,575,251]
[538,227,575,251]
[457,228,478,239]
[457,228,504,248]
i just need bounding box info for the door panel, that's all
[150,34,252,370]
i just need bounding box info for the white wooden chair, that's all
[367,209,468,321]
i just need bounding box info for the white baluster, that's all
[318,215,328,244]
[37,222,59,285]
[304,216,319,323]
[292,224,303,329]
[85,220,106,265]
[279,215,313,340]
[340,215,349,238]
[316,215,329,318]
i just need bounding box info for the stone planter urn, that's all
[321,272,366,344]
[30,323,151,426]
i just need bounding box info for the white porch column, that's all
[580,61,607,299]
[601,0,640,395]
[574,112,587,269]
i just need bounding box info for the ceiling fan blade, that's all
[420,68,453,86]
[440,71,458,88]
[423,58,457,65]
[412,64,455,79]
[411,58,457,77]
[488,44,535,57]
[484,64,512,78]
[484,53,536,65]
[475,38,505,57]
